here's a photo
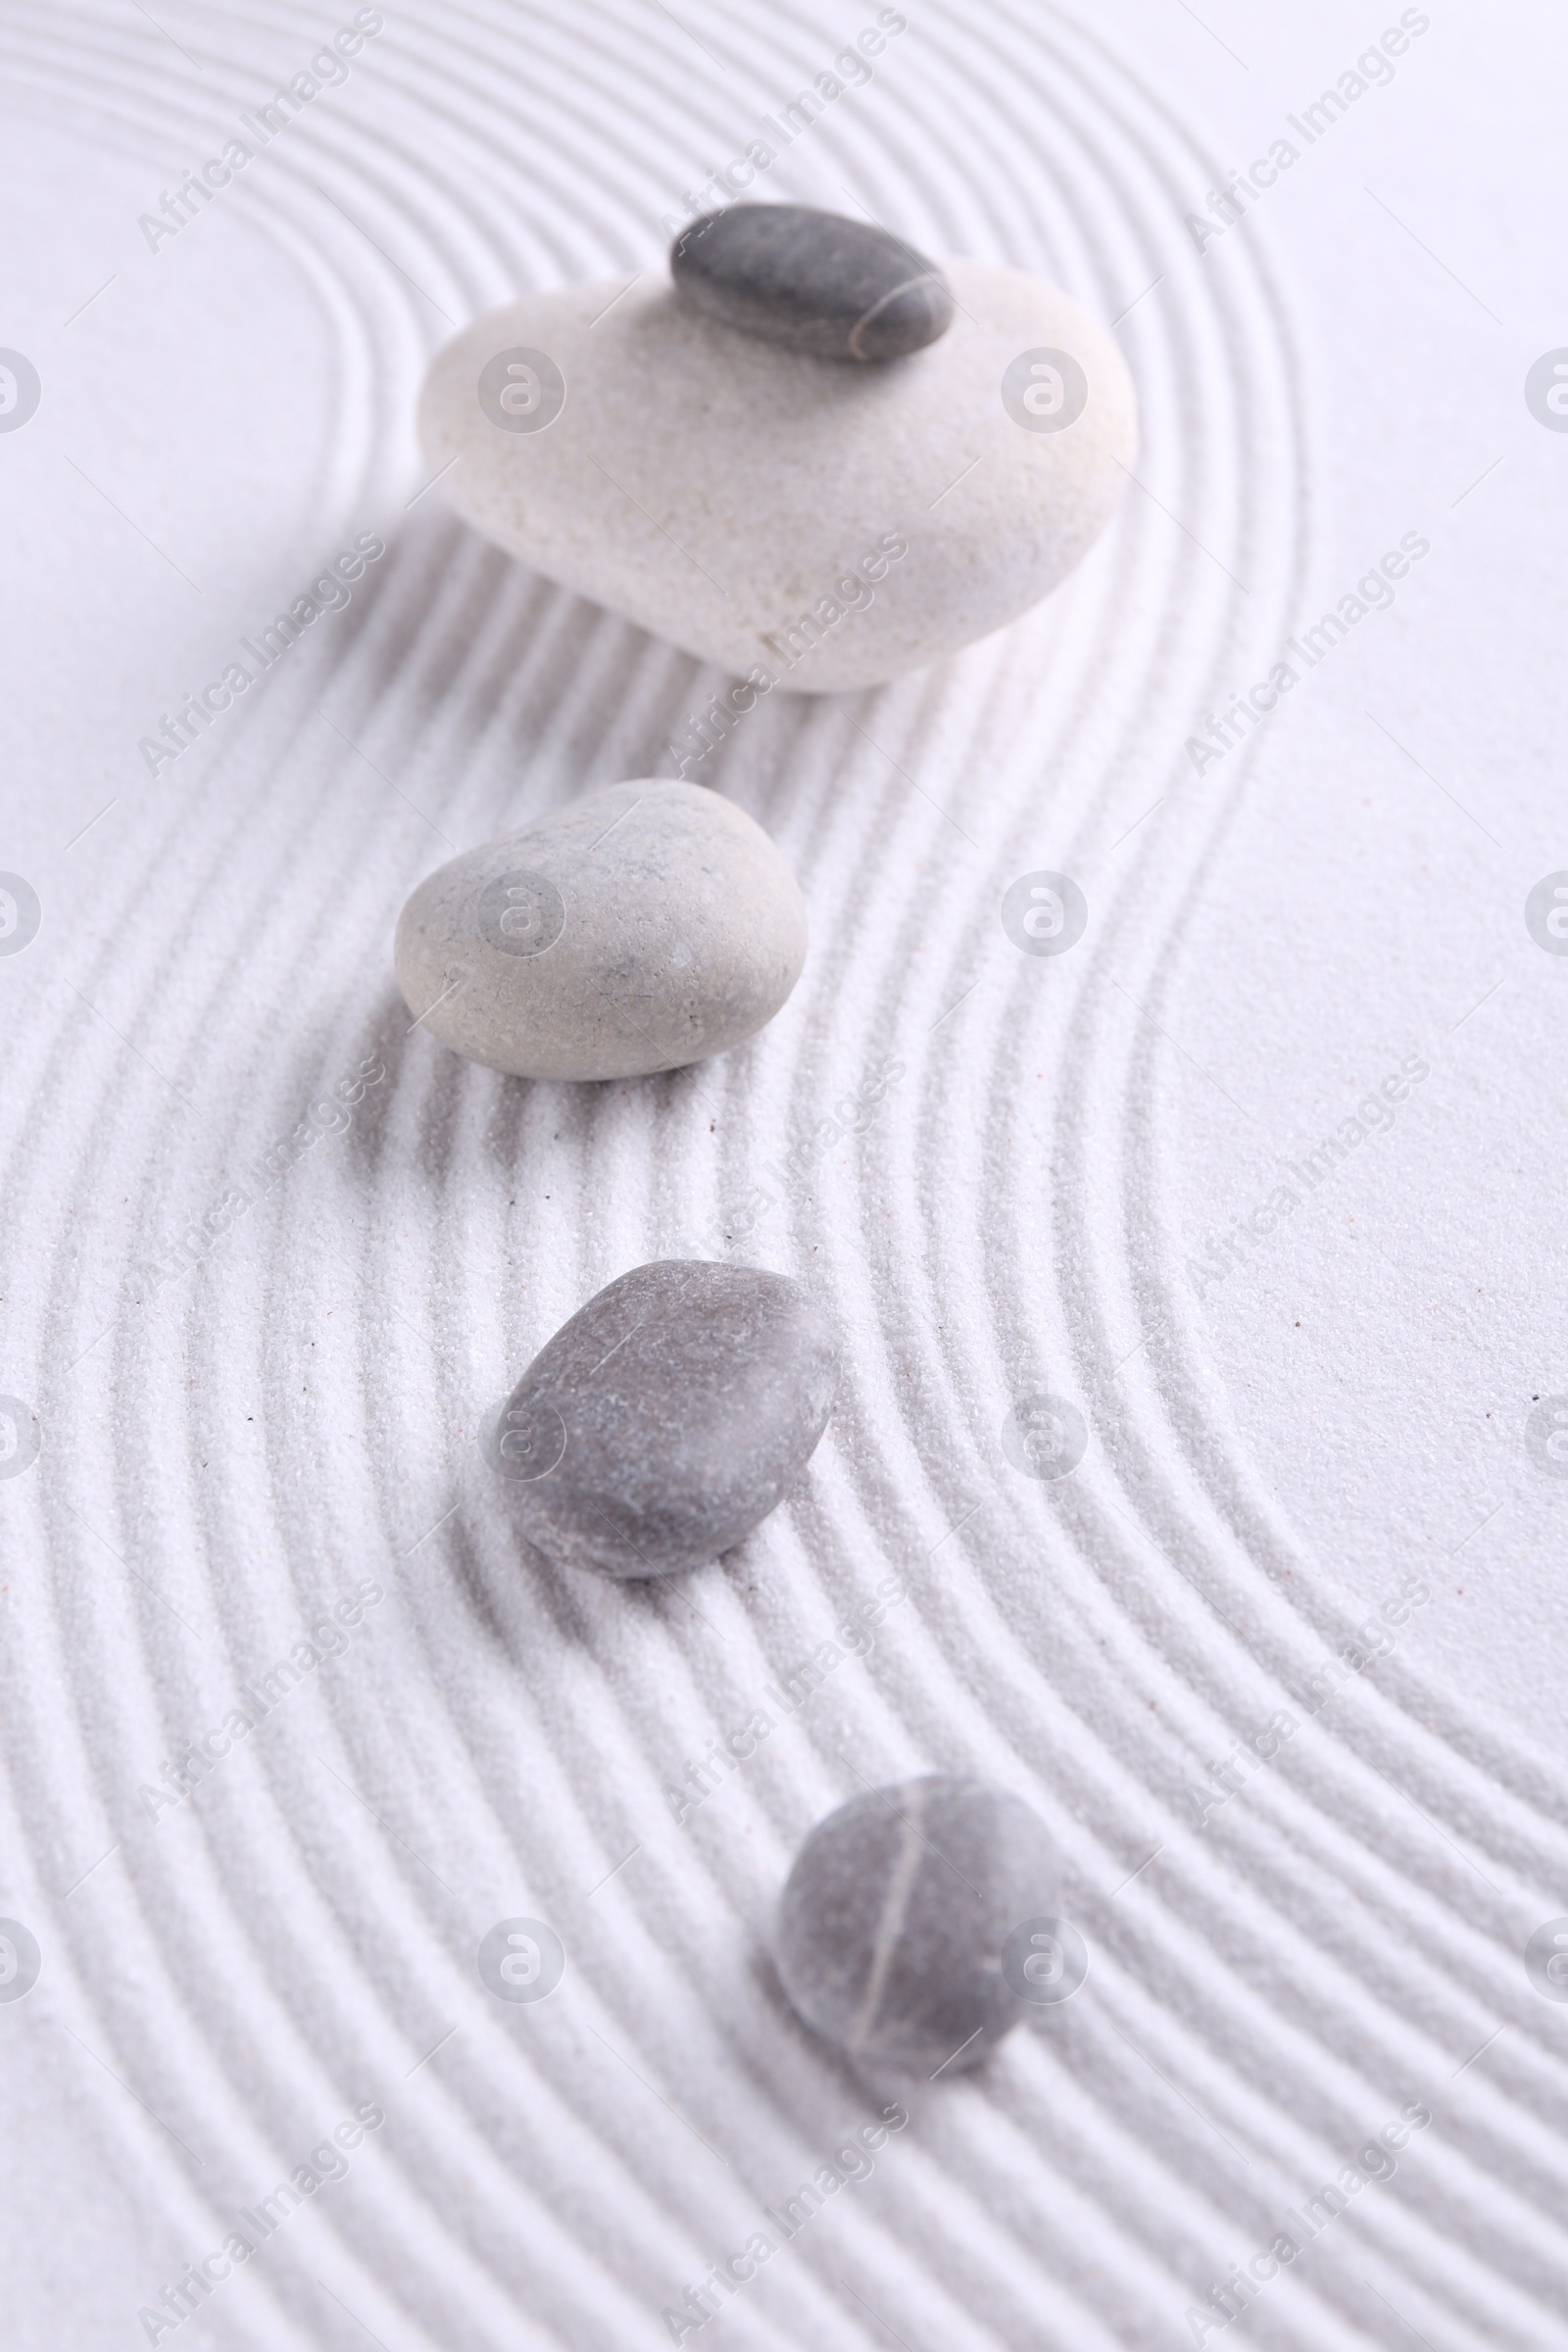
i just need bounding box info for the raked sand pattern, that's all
[2,3,1566,2348]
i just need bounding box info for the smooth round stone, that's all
[775,1777,1057,2073]
[671,204,953,363]
[417,260,1137,692]
[394,780,807,1081]
[492,1260,837,1579]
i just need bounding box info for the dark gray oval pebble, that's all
[493,1260,837,1579]
[670,204,953,362]
[775,1776,1057,2073]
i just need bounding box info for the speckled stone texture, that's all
[775,1777,1058,2074]
[417,258,1137,690]
[670,204,953,362]
[394,780,808,1080]
[494,1260,838,1579]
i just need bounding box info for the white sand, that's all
[1,3,1565,2348]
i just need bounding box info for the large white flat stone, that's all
[417,259,1137,691]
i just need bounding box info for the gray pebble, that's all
[775,1777,1057,2073]
[492,1260,837,1579]
[671,204,953,363]
[394,781,807,1081]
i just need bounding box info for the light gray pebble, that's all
[492,1260,837,1579]
[775,1776,1057,2073]
[394,780,807,1081]
[671,203,953,363]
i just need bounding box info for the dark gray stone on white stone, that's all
[495,1260,838,1579]
[774,1777,1058,2073]
[670,204,954,362]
